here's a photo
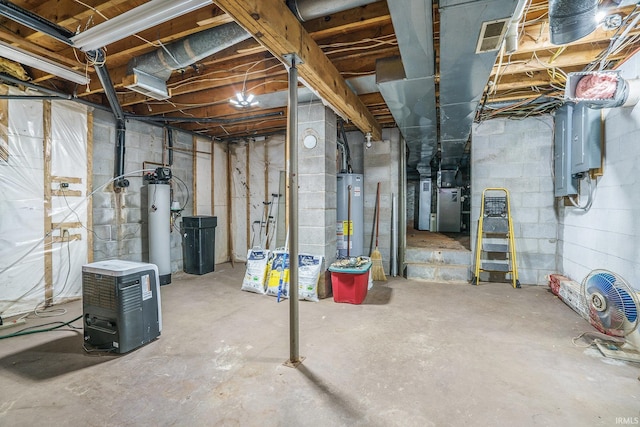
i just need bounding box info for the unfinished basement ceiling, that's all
[0,0,638,174]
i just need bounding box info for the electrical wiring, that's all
[61,189,110,242]
[0,168,156,316]
[168,59,284,92]
[320,36,398,57]
[27,229,74,319]
[583,6,640,72]
[572,330,625,348]
[0,315,82,340]
[478,93,562,122]
[166,34,394,93]
[568,173,597,212]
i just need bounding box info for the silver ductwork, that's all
[565,70,640,108]
[438,0,521,169]
[377,0,437,175]
[124,22,251,99]
[549,0,598,45]
[287,0,379,22]
[505,0,528,54]
[380,0,524,172]
[125,1,383,99]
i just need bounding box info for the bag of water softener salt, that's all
[298,254,323,302]
[241,249,270,294]
[266,250,289,299]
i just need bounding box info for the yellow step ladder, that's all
[472,188,520,288]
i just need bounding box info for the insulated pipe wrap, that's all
[128,22,251,78]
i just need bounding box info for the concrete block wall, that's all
[363,128,402,274]
[471,116,557,285]
[92,111,193,273]
[297,102,337,264]
[558,53,640,287]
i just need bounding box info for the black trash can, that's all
[182,216,217,274]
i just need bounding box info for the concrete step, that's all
[405,247,472,265]
[406,263,471,283]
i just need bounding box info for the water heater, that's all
[336,173,364,257]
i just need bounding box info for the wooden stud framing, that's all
[264,138,269,211]
[51,176,83,184]
[51,221,82,230]
[52,189,82,197]
[43,101,53,307]
[53,234,82,244]
[211,139,215,217]
[192,134,198,214]
[245,144,251,251]
[227,143,234,265]
[0,85,8,162]
[87,109,94,263]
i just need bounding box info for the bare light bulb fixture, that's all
[229,91,259,108]
[365,132,373,149]
[601,13,623,31]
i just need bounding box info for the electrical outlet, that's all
[60,182,69,189]
[61,228,69,236]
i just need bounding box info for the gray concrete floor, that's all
[1,263,638,426]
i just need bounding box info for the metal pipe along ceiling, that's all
[549,0,598,45]
[286,0,379,22]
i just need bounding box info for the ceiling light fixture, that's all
[601,13,623,31]
[0,41,89,85]
[229,91,259,108]
[365,132,373,148]
[71,0,212,52]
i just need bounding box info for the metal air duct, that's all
[124,22,251,99]
[438,0,520,169]
[377,0,437,176]
[549,0,598,45]
[126,1,383,99]
[505,0,528,54]
[287,0,379,21]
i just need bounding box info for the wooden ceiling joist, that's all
[213,0,382,140]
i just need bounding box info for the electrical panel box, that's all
[82,260,162,353]
[571,102,602,175]
[554,104,578,197]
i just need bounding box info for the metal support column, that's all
[284,53,304,367]
[399,138,407,276]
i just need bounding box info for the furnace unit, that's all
[437,187,461,232]
[415,178,432,230]
[82,260,162,353]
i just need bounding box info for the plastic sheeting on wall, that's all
[0,87,89,318]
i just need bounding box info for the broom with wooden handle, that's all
[371,182,386,281]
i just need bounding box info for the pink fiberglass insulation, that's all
[575,73,619,99]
